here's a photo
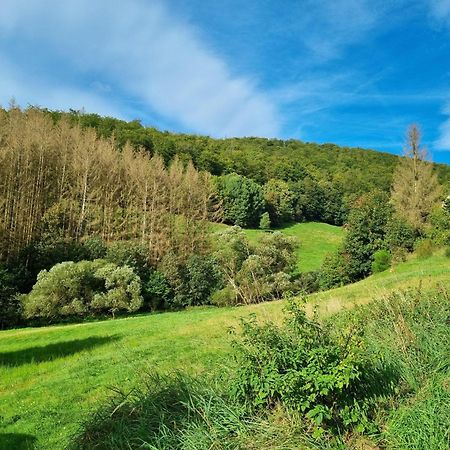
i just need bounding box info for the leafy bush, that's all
[215,173,265,227]
[385,217,416,252]
[371,249,391,273]
[0,268,22,329]
[160,253,223,308]
[259,211,271,230]
[319,250,353,290]
[106,241,151,280]
[292,271,320,294]
[142,270,172,310]
[414,238,434,259]
[23,260,143,320]
[82,236,107,260]
[230,300,377,435]
[445,246,450,258]
[89,263,143,317]
[214,228,296,304]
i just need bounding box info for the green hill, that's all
[1,251,448,449]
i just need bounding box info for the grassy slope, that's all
[1,252,449,449]
[210,221,344,272]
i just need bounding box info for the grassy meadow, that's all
[1,250,449,449]
[210,221,345,272]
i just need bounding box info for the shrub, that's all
[142,270,172,310]
[210,286,237,306]
[90,264,143,317]
[259,212,271,230]
[23,260,143,320]
[319,250,353,290]
[0,268,22,329]
[230,299,376,435]
[292,271,320,294]
[414,239,434,259]
[106,241,150,279]
[215,173,265,227]
[160,253,223,308]
[371,249,391,273]
[82,236,107,260]
[445,246,450,258]
[214,229,296,304]
[385,217,416,252]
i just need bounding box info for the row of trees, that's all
[0,108,218,265]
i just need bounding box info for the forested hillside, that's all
[41,107,450,226]
[1,106,450,329]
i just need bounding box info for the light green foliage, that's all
[427,206,450,246]
[215,173,265,227]
[263,179,295,226]
[214,228,296,304]
[90,263,143,317]
[414,238,434,259]
[259,211,271,230]
[371,249,391,273]
[22,260,143,319]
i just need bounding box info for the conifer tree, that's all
[391,124,442,232]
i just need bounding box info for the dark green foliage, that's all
[291,271,320,294]
[230,300,378,435]
[105,241,151,280]
[160,254,223,308]
[371,250,391,273]
[0,268,22,329]
[320,190,392,289]
[82,236,107,260]
[385,217,417,252]
[259,211,271,230]
[263,179,295,226]
[215,173,265,227]
[445,246,450,258]
[142,270,171,310]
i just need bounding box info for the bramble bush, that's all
[371,249,391,273]
[230,299,378,435]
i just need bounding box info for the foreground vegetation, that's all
[1,252,449,449]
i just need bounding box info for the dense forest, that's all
[1,106,449,329]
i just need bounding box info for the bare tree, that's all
[391,124,442,232]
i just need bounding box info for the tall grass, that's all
[72,287,450,449]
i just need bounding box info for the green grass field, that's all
[1,251,449,449]
[210,221,345,272]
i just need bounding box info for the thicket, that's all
[72,288,450,449]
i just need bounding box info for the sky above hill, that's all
[1,0,450,163]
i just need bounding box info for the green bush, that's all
[414,239,434,259]
[160,253,223,308]
[0,268,22,329]
[371,249,391,273]
[259,211,271,230]
[215,173,265,227]
[230,299,376,435]
[142,270,172,310]
[23,260,143,320]
[385,217,416,252]
[445,246,450,258]
[106,241,150,279]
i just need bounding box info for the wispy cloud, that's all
[0,0,280,137]
[428,0,450,26]
[435,101,450,151]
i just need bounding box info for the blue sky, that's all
[1,1,450,163]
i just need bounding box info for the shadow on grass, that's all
[0,335,120,367]
[0,433,37,449]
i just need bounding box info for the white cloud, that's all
[428,0,450,25]
[0,0,280,137]
[435,101,450,151]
